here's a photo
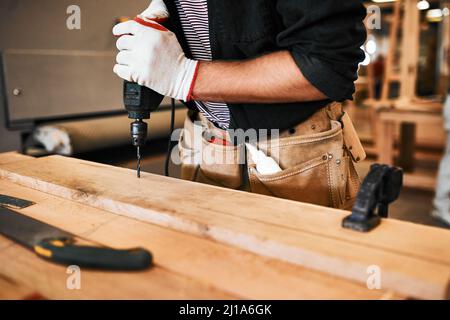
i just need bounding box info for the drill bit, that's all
[137,146,141,178]
[130,119,146,179]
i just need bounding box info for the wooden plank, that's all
[0,274,44,300]
[400,0,420,101]
[3,156,448,266]
[0,152,33,165]
[1,156,449,299]
[364,145,443,164]
[398,123,416,172]
[404,173,437,191]
[381,0,401,101]
[0,180,393,300]
[379,110,443,125]
[378,120,396,165]
[0,235,235,300]
[394,99,443,113]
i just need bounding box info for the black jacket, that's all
[165,0,367,131]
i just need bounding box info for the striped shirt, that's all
[174,0,231,129]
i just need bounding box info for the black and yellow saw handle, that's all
[34,238,152,271]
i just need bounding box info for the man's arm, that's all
[192,51,326,103]
[192,0,367,104]
[113,1,366,104]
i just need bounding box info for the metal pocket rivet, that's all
[322,155,328,161]
[13,88,22,96]
[336,159,341,165]
[328,154,333,160]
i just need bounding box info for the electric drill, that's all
[123,81,164,178]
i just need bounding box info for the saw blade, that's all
[0,194,35,210]
[0,207,72,248]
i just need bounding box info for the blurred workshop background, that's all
[0,0,449,227]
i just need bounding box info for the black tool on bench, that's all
[0,194,35,210]
[342,164,403,232]
[0,197,152,270]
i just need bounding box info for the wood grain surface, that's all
[0,180,394,300]
[0,155,449,299]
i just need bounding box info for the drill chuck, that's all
[130,120,148,147]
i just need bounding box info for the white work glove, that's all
[112,5,199,102]
[140,0,170,21]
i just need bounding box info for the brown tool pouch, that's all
[178,103,364,209]
[178,113,244,189]
[323,103,367,163]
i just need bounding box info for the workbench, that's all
[0,152,449,300]
[377,107,443,191]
